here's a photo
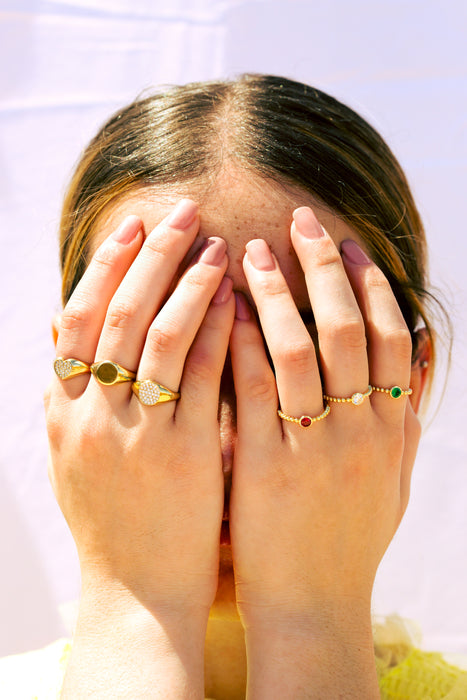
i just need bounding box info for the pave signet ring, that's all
[54,357,90,380]
[132,379,180,406]
[91,360,136,385]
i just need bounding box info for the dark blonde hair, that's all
[59,74,444,376]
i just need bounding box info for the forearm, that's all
[61,582,208,699]
[243,605,380,700]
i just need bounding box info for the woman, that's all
[3,74,466,698]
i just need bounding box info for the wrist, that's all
[242,600,379,700]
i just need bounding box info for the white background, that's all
[0,0,466,657]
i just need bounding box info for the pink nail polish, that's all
[166,199,198,229]
[235,293,251,321]
[341,239,371,265]
[112,215,142,244]
[212,277,233,305]
[293,207,325,239]
[199,237,227,266]
[246,239,276,271]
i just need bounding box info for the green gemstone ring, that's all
[371,385,412,399]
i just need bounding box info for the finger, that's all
[230,293,280,444]
[291,207,369,404]
[55,215,143,398]
[242,239,323,419]
[95,199,200,376]
[177,277,235,426]
[399,403,421,515]
[136,237,228,395]
[341,239,413,422]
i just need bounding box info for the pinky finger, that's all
[177,277,236,426]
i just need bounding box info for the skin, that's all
[47,168,429,699]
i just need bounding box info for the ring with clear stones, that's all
[132,379,180,406]
[323,384,373,406]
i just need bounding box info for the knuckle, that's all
[321,316,366,351]
[105,297,138,331]
[382,327,413,361]
[147,323,178,356]
[275,341,314,375]
[247,375,277,404]
[59,302,94,332]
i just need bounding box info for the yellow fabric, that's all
[1,629,466,699]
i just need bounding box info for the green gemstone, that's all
[390,386,402,399]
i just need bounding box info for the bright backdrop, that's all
[0,0,466,657]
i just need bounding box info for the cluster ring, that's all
[323,384,373,406]
[278,404,330,428]
[132,379,180,406]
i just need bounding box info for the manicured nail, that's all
[292,207,325,239]
[341,239,371,265]
[166,199,198,229]
[246,239,276,271]
[235,292,251,320]
[112,215,142,244]
[199,237,227,266]
[212,277,233,305]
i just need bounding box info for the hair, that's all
[59,73,447,383]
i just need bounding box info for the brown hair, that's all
[59,74,446,378]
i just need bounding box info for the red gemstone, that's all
[300,416,312,427]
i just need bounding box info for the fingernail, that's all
[292,207,325,239]
[166,199,198,229]
[212,276,233,305]
[246,239,276,271]
[341,239,371,265]
[235,292,251,320]
[199,237,227,266]
[112,215,142,244]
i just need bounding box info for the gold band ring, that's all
[323,384,373,406]
[278,404,330,428]
[54,357,90,380]
[132,379,180,406]
[91,360,136,385]
[371,385,412,399]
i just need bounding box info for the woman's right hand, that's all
[44,199,234,696]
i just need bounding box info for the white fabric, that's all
[0,0,466,656]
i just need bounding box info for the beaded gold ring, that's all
[371,385,412,399]
[323,384,373,406]
[278,404,330,428]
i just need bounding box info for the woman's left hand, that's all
[229,206,422,696]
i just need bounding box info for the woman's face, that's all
[87,169,367,617]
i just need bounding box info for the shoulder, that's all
[0,639,70,700]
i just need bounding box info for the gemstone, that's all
[54,358,73,379]
[96,361,118,385]
[138,380,161,406]
[390,386,402,399]
[300,416,312,427]
[351,392,364,405]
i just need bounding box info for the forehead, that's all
[92,170,363,310]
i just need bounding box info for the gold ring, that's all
[278,404,330,427]
[371,385,412,399]
[91,360,136,385]
[323,384,372,406]
[54,357,90,380]
[132,379,180,406]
